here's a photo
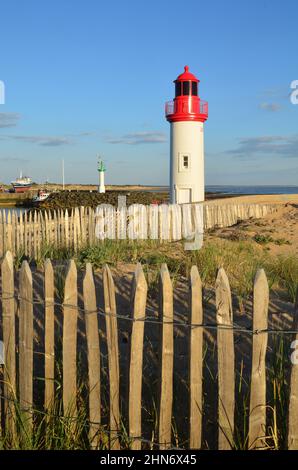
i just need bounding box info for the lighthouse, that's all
[165,66,208,204]
[97,157,106,193]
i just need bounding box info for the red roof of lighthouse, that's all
[174,65,200,83]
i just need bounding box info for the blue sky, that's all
[0,0,297,185]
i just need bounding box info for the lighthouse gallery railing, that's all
[165,99,208,118]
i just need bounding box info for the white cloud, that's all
[106,131,167,145]
[0,113,20,128]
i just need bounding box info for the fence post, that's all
[2,251,16,437]
[0,211,3,256]
[288,289,298,449]
[63,260,78,423]
[6,210,12,252]
[248,269,269,449]
[103,264,120,450]
[128,263,147,450]
[83,263,101,448]
[189,265,203,449]
[44,259,55,410]
[158,263,173,449]
[28,211,32,258]
[19,260,33,436]
[216,267,235,450]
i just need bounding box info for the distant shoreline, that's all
[0,183,297,209]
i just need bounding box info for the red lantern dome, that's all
[165,65,208,123]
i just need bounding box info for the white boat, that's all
[32,189,50,203]
[11,172,32,193]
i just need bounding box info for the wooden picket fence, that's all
[1,251,298,449]
[0,202,278,257]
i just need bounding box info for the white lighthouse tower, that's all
[165,66,208,204]
[97,157,106,193]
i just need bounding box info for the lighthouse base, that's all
[170,120,205,204]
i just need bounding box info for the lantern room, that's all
[165,65,208,123]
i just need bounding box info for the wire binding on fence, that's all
[0,291,297,335]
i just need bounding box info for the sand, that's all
[207,197,298,256]
[207,193,298,205]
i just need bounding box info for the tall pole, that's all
[62,159,65,190]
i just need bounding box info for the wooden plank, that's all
[158,263,173,449]
[48,211,56,246]
[159,204,170,241]
[39,213,47,253]
[51,211,56,246]
[104,205,116,240]
[129,263,147,450]
[2,210,7,254]
[44,259,55,409]
[95,206,104,241]
[74,207,80,250]
[0,211,3,257]
[148,204,158,239]
[63,260,78,420]
[64,210,69,248]
[170,204,182,240]
[28,211,32,258]
[103,264,120,449]
[19,211,24,254]
[116,206,127,240]
[189,265,203,449]
[57,210,61,247]
[83,263,101,448]
[288,290,298,449]
[182,204,193,239]
[33,211,38,259]
[16,211,21,254]
[19,260,33,434]
[2,251,16,437]
[6,210,12,252]
[44,211,49,245]
[132,204,148,240]
[248,269,269,449]
[79,206,85,247]
[216,267,235,450]
[11,211,16,255]
[88,207,95,245]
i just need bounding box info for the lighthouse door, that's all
[177,188,191,203]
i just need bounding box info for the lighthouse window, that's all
[183,155,189,169]
[179,152,191,172]
[191,82,198,96]
[182,81,190,95]
[175,82,182,97]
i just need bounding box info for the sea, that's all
[0,186,297,216]
[0,206,27,217]
[205,185,298,195]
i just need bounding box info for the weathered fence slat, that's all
[19,260,33,434]
[216,267,235,450]
[158,263,174,449]
[44,259,55,410]
[288,289,298,449]
[63,260,78,421]
[248,269,269,449]
[83,263,101,448]
[189,265,203,449]
[128,263,147,450]
[103,264,120,450]
[0,203,279,256]
[2,251,16,437]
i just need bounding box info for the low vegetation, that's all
[14,237,298,304]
